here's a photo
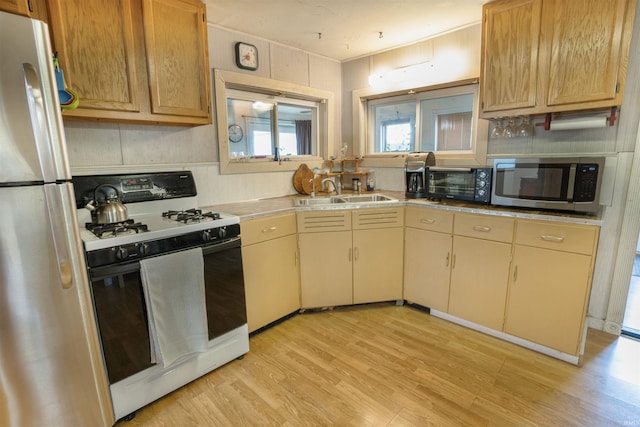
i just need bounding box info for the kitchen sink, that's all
[338,194,397,203]
[294,197,345,206]
[294,194,397,206]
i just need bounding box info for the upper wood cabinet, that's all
[0,0,31,16]
[480,0,542,113]
[47,0,211,126]
[480,0,636,117]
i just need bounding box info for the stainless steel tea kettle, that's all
[85,184,128,224]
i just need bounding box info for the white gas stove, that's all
[71,171,248,422]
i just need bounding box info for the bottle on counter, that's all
[367,173,375,191]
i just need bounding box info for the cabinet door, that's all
[404,227,452,312]
[353,227,404,304]
[544,0,631,107]
[298,231,352,308]
[0,0,30,16]
[505,245,592,355]
[481,0,542,113]
[242,234,300,333]
[48,0,143,113]
[142,0,211,120]
[448,235,512,330]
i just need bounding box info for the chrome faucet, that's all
[321,177,340,195]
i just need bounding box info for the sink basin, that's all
[338,194,397,203]
[294,197,345,206]
[294,194,397,206]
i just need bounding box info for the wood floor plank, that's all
[121,303,640,426]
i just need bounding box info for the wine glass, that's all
[517,116,534,137]
[502,117,516,138]
[490,117,504,139]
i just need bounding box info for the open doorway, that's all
[622,233,640,339]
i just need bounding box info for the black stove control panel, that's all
[72,171,198,209]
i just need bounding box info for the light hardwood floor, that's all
[120,303,640,426]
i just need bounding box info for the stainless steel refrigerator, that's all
[0,11,114,427]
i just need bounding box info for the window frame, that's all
[353,78,488,167]
[215,69,334,174]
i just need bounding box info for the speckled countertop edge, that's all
[202,190,603,226]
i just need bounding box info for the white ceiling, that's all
[203,0,489,62]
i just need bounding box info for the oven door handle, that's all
[90,261,141,281]
[202,236,241,256]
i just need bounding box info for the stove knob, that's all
[202,230,213,242]
[217,227,227,240]
[115,247,129,260]
[138,243,150,256]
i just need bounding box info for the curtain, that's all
[295,120,312,155]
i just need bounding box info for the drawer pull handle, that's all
[445,252,450,267]
[540,235,564,243]
[473,225,492,232]
[354,247,360,261]
[261,226,277,233]
[513,265,518,282]
[452,254,456,269]
[420,218,435,224]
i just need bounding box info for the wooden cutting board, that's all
[293,163,309,194]
[293,163,323,195]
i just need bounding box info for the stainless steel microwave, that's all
[426,166,492,204]
[491,157,604,213]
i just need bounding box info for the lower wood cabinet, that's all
[404,207,454,312]
[504,220,599,355]
[242,204,599,360]
[298,207,404,309]
[298,229,353,308]
[448,213,514,330]
[404,206,599,358]
[241,213,300,333]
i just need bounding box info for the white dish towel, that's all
[140,247,208,367]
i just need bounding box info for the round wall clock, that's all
[235,42,259,71]
[228,124,243,142]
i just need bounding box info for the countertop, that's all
[202,190,603,226]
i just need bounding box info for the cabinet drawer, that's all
[405,206,453,233]
[454,213,514,243]
[515,220,599,255]
[353,207,404,230]
[297,210,352,233]
[242,213,297,246]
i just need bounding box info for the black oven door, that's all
[202,236,247,340]
[89,262,155,384]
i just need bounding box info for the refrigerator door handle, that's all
[22,62,56,182]
[44,184,73,289]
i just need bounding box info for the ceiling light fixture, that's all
[379,32,383,39]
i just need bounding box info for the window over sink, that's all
[353,79,488,167]
[214,69,335,174]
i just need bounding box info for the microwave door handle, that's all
[567,164,577,201]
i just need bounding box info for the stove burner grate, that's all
[162,208,221,223]
[86,219,149,238]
